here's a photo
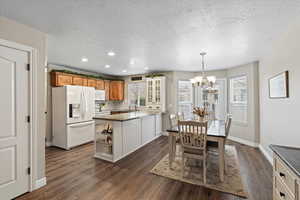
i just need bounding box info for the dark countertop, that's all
[270,144,300,177]
[93,111,161,121]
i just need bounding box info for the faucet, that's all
[129,105,138,112]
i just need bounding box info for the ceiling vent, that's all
[131,76,143,81]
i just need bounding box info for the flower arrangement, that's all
[193,107,207,118]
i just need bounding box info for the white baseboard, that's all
[46,141,52,147]
[259,144,273,165]
[228,136,259,148]
[35,177,47,190]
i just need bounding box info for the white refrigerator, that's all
[52,85,95,150]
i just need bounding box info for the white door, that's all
[0,45,30,199]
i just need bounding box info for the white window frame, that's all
[230,75,248,105]
[229,75,248,125]
[128,81,146,107]
[177,80,193,119]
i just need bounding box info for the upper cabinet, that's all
[87,79,97,88]
[104,80,110,100]
[51,72,73,86]
[109,80,124,101]
[96,79,105,90]
[146,77,166,112]
[51,71,123,101]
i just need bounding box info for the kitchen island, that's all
[93,111,162,162]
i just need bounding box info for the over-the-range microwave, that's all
[95,90,105,101]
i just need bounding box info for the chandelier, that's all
[190,52,216,91]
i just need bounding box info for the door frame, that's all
[0,38,39,192]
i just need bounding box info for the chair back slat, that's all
[178,121,208,150]
[169,114,178,128]
[177,112,185,121]
[225,114,232,138]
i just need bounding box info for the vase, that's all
[197,116,205,122]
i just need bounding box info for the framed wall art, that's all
[269,71,289,98]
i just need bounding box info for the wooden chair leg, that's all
[203,158,207,184]
[223,145,227,174]
[182,154,185,178]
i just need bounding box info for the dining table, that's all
[166,120,226,182]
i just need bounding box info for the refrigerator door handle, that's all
[84,89,88,114]
[69,121,95,128]
[80,89,85,117]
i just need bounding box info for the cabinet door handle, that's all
[279,172,285,178]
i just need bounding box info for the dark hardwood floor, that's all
[17,136,272,200]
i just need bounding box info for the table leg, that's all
[168,133,174,168]
[218,139,225,182]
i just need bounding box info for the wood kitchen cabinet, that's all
[51,71,120,101]
[87,79,97,88]
[72,75,82,85]
[96,79,105,90]
[104,80,110,100]
[51,72,73,86]
[81,78,88,86]
[109,80,124,101]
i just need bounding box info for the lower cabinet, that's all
[122,119,141,155]
[94,114,161,162]
[141,115,156,145]
[155,114,162,136]
[273,154,299,200]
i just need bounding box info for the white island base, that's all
[94,113,162,162]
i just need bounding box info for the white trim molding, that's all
[259,144,273,165]
[35,177,47,190]
[46,141,52,147]
[228,136,259,147]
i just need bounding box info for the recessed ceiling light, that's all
[81,57,88,62]
[130,59,135,65]
[105,64,110,68]
[144,67,149,70]
[107,51,115,56]
[122,69,127,73]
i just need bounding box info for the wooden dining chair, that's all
[178,120,208,184]
[207,114,232,172]
[177,112,185,121]
[169,114,178,128]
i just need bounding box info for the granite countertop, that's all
[93,111,161,121]
[270,144,300,177]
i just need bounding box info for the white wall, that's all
[227,62,260,146]
[0,16,47,180]
[259,19,300,159]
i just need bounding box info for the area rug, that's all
[150,145,248,198]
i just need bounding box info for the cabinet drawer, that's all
[275,156,297,194]
[274,175,294,200]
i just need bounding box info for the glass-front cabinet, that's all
[146,77,166,112]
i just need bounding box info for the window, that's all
[230,76,247,104]
[178,80,193,119]
[128,82,146,107]
[229,75,248,124]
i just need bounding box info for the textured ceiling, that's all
[1,0,300,75]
